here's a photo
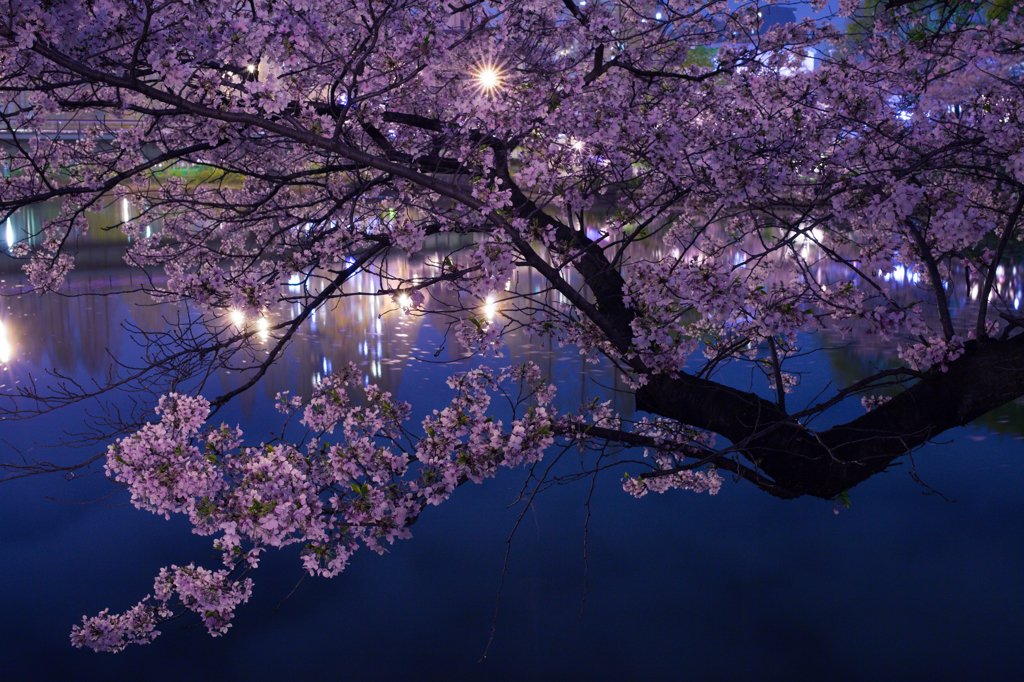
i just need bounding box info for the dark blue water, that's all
[1,264,1022,681]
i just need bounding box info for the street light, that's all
[474,65,502,93]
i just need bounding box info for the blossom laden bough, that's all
[79,362,621,648]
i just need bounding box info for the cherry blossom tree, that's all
[2,0,1023,650]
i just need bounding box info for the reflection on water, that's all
[0,196,157,275]
[0,249,631,422]
[0,317,10,363]
[253,253,629,418]
[646,235,1023,333]
[1,199,1023,428]
[6,198,1023,310]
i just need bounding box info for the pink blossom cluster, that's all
[299,364,361,433]
[623,468,723,498]
[154,565,253,636]
[767,371,800,395]
[413,364,557,503]
[618,417,722,498]
[70,603,170,653]
[274,391,304,414]
[105,394,223,520]
[71,564,253,652]
[860,304,928,341]
[968,319,1001,340]
[624,247,817,375]
[80,362,568,647]
[454,314,506,357]
[24,252,74,293]
[460,238,518,301]
[861,395,893,412]
[898,335,966,372]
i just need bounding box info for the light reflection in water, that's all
[0,319,11,363]
[483,293,498,322]
[228,309,270,342]
[2,200,1021,422]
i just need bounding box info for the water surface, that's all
[0,207,1021,681]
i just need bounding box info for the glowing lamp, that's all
[475,66,502,93]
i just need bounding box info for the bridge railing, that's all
[1,113,142,140]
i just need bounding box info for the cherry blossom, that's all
[1,0,1023,649]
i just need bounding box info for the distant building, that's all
[760,5,797,32]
